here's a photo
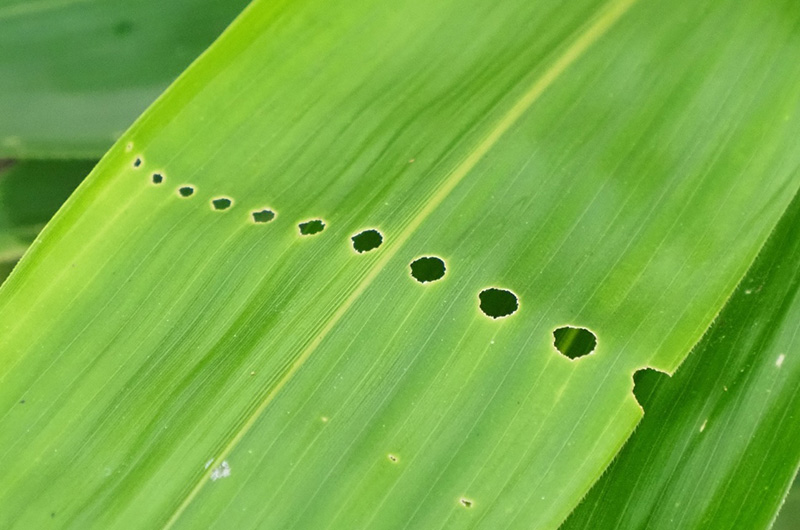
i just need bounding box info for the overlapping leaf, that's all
[563,191,800,529]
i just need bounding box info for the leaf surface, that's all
[1,0,800,528]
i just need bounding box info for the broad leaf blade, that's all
[2,0,800,528]
[562,190,800,529]
[0,0,249,158]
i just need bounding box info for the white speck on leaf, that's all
[776,354,786,367]
[210,461,231,481]
[204,459,214,469]
[699,419,708,432]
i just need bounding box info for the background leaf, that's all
[0,0,249,158]
[774,477,800,530]
[0,159,91,279]
[2,0,800,528]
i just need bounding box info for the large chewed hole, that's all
[212,197,233,211]
[410,256,446,283]
[351,229,383,253]
[178,186,195,198]
[151,173,163,184]
[632,367,670,410]
[252,209,275,223]
[299,219,325,235]
[479,288,518,319]
[552,326,597,360]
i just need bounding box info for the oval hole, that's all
[410,256,446,283]
[178,186,195,198]
[478,288,518,319]
[299,219,325,235]
[252,209,275,223]
[552,326,597,360]
[212,197,233,210]
[351,229,383,253]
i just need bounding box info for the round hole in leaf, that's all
[252,209,275,223]
[151,173,163,184]
[178,186,195,198]
[299,219,325,235]
[410,256,446,283]
[552,326,597,360]
[212,197,233,210]
[351,229,383,253]
[478,288,518,319]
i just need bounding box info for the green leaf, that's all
[0,159,91,273]
[562,191,800,529]
[774,477,800,530]
[2,0,800,528]
[0,0,249,158]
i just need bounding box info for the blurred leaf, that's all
[774,476,800,530]
[562,191,800,529]
[1,0,800,528]
[0,0,250,158]
[0,159,92,278]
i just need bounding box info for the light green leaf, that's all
[2,0,800,528]
[0,0,249,158]
[0,159,91,272]
[562,191,800,529]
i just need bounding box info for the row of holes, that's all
[140,161,597,360]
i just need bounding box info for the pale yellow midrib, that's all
[163,0,638,525]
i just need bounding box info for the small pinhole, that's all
[478,288,518,319]
[387,454,398,463]
[178,186,195,198]
[460,498,473,508]
[152,173,163,184]
[553,326,597,360]
[410,256,446,283]
[212,197,233,211]
[351,229,383,253]
[252,209,275,223]
[133,157,142,168]
[299,219,325,235]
